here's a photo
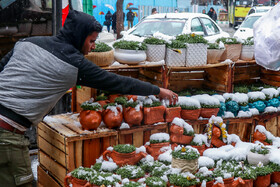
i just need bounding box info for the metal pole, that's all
[52,0,56,35]
[52,0,62,36]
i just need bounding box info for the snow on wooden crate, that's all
[37,113,118,186]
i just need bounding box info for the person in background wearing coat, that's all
[212,9,218,22]
[112,12,116,33]
[126,9,135,29]
[207,7,217,22]
[152,8,157,15]
[105,11,112,32]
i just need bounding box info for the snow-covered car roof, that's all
[252,6,272,11]
[144,13,210,20]
[246,12,266,17]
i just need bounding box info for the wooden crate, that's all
[233,60,260,85]
[167,63,231,93]
[37,165,61,187]
[37,114,118,186]
[260,67,280,87]
[118,123,168,147]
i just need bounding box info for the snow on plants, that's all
[158,149,172,164]
[171,117,194,133]
[255,125,276,141]
[198,156,215,169]
[223,93,234,102]
[214,177,224,184]
[192,94,220,108]
[237,110,252,118]
[153,31,175,43]
[150,133,170,143]
[140,154,154,164]
[136,146,147,154]
[192,134,207,146]
[222,111,235,118]
[265,106,278,113]
[262,88,279,99]
[227,134,241,145]
[209,116,223,124]
[100,161,118,172]
[247,91,266,102]
[249,108,259,115]
[269,148,280,165]
[106,104,123,116]
[212,94,225,103]
[232,93,248,106]
[178,96,201,109]
[203,146,233,161]
[120,122,130,129]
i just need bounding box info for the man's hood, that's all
[57,10,101,51]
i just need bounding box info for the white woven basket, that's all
[166,48,186,67]
[186,43,207,67]
[240,45,254,60]
[146,44,166,62]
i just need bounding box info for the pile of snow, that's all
[222,111,235,118]
[237,110,252,118]
[136,146,147,154]
[212,94,225,103]
[247,91,266,101]
[264,106,278,113]
[255,125,276,141]
[100,161,118,172]
[106,104,123,116]
[120,122,130,129]
[203,145,234,161]
[171,117,194,133]
[198,156,215,169]
[227,134,241,144]
[262,88,279,99]
[158,150,172,163]
[232,93,248,105]
[249,108,259,115]
[141,95,160,105]
[192,134,207,146]
[269,148,280,165]
[153,31,175,43]
[208,116,223,124]
[223,93,234,101]
[150,133,170,142]
[178,96,201,108]
[192,94,220,107]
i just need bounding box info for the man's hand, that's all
[158,88,178,105]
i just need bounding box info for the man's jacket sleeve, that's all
[77,59,160,96]
[0,49,13,72]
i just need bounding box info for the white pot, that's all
[166,48,186,67]
[114,49,146,64]
[186,43,207,67]
[247,151,270,165]
[240,45,254,61]
[146,44,166,62]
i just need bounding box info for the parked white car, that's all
[246,6,272,17]
[233,13,265,41]
[121,13,230,43]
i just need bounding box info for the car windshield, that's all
[130,19,186,37]
[240,16,261,28]
[256,8,270,13]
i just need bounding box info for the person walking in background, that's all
[105,11,112,32]
[212,9,218,22]
[152,8,157,15]
[207,7,217,21]
[202,9,206,14]
[126,9,135,29]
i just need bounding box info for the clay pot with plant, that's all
[192,95,220,118]
[79,101,102,130]
[116,165,145,182]
[170,118,194,144]
[89,172,121,187]
[270,162,280,184]
[64,167,95,187]
[178,91,201,121]
[253,130,270,145]
[103,144,147,166]
[146,177,167,187]
[195,167,215,187]
[168,173,200,187]
[190,141,206,156]
[253,165,273,187]
[234,167,256,187]
[109,94,122,103]
[95,94,110,108]
[102,103,123,129]
[143,101,165,125]
[247,145,270,166]
[126,95,138,102]
[165,104,181,123]
[123,101,143,127]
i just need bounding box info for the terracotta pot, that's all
[237,179,253,187]
[181,109,201,120]
[126,95,138,102]
[79,110,102,130]
[191,144,206,156]
[211,137,226,148]
[97,100,110,108]
[197,180,214,187]
[253,174,271,187]
[109,94,122,103]
[223,177,234,187]
[103,150,147,166]
[165,107,182,122]
[103,107,123,129]
[64,173,90,187]
[253,130,267,142]
[168,182,196,187]
[170,124,184,134]
[271,171,280,184]
[124,107,143,126]
[129,177,143,182]
[200,108,219,118]
[170,134,193,144]
[146,142,170,160]
[143,105,165,125]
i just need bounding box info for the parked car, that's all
[233,13,265,40]
[121,13,230,43]
[246,6,272,16]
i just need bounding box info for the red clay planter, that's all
[165,107,181,122]
[64,174,88,187]
[143,105,165,125]
[271,171,280,184]
[181,109,201,120]
[124,107,143,127]
[191,144,206,156]
[103,150,147,166]
[253,174,271,187]
[103,107,123,129]
[200,108,219,118]
[79,110,102,130]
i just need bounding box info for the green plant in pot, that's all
[178,97,201,120]
[253,164,273,187]
[85,42,114,67]
[91,161,118,173]
[96,93,109,108]
[247,144,270,166]
[143,99,165,125]
[123,181,146,187]
[79,101,102,130]
[144,37,167,62]
[145,176,167,187]
[168,173,199,187]
[113,40,147,64]
[166,40,186,67]
[171,145,200,173]
[116,165,145,181]
[165,102,182,123]
[146,133,171,160]
[190,134,207,156]
[89,172,121,186]
[192,95,220,118]
[102,103,123,129]
[140,161,164,173]
[269,162,280,184]
[103,144,147,166]
[64,166,96,187]
[195,167,214,186]
[215,37,242,61]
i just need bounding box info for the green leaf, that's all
[92,42,112,52]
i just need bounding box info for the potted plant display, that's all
[116,165,145,181]
[165,101,182,122]
[140,161,164,174]
[95,94,110,108]
[247,91,266,113]
[190,134,207,156]
[123,100,143,127]
[143,100,165,125]
[253,125,272,145]
[91,161,118,173]
[145,133,172,160]
[79,101,102,130]
[150,164,170,177]
[122,181,145,187]
[85,42,114,67]
[178,97,201,120]
[247,144,270,165]
[207,42,225,64]
[89,172,121,187]
[176,33,208,67]
[103,144,147,166]
[240,37,254,60]
[253,164,273,187]
[102,103,123,129]
[234,165,256,187]
[195,167,214,187]
[216,37,242,61]
[113,40,147,64]
[166,40,186,67]
[143,37,166,62]
[64,166,96,187]
[192,95,220,118]
[168,173,200,187]
[171,145,200,173]
[270,162,280,184]
[170,117,194,144]
[145,176,167,187]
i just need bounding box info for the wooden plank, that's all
[138,75,162,87]
[143,130,151,144]
[170,71,204,80]
[205,68,228,85]
[67,142,75,172]
[101,137,110,154]
[102,63,163,70]
[83,138,101,167]
[76,86,92,112]
[264,117,278,137]
[203,81,226,92]
[38,136,66,168]
[37,123,66,153]
[66,131,118,142]
[39,151,66,185]
[125,134,133,144]
[234,65,260,75]
[261,74,280,83]
[228,123,251,142]
[119,133,126,144]
[168,63,228,71]
[234,73,260,82]
[277,116,280,137]
[118,124,167,135]
[43,121,77,137]
[75,141,83,170]
[37,165,62,187]
[52,114,85,134]
[139,69,162,81]
[261,68,280,76]
[133,131,144,147]
[169,80,203,91]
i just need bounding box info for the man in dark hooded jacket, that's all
[0,10,177,186]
